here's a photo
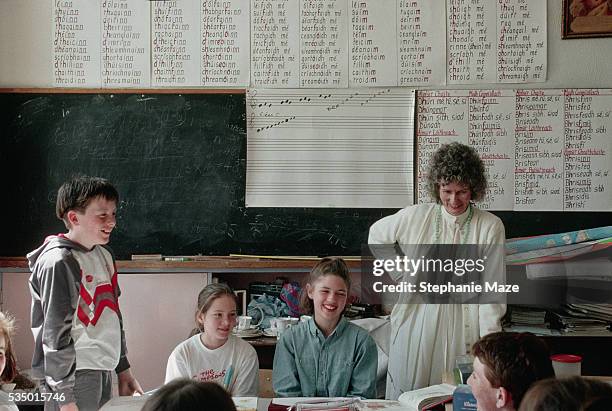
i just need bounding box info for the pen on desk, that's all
[223,365,234,390]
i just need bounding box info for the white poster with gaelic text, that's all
[417,89,611,211]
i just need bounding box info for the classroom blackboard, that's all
[0,92,610,259]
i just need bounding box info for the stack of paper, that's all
[525,256,612,280]
[567,304,612,322]
[507,306,548,325]
[549,305,612,335]
[503,306,552,334]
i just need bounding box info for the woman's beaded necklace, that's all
[432,203,474,244]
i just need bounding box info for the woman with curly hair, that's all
[369,142,506,398]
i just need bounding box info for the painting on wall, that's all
[563,0,612,38]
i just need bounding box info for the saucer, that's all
[234,325,258,331]
[233,328,263,339]
[263,328,278,337]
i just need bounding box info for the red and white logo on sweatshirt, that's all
[77,270,120,326]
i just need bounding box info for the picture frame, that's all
[563,0,612,38]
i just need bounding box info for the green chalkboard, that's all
[0,93,609,259]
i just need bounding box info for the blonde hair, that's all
[190,283,237,336]
[0,311,17,383]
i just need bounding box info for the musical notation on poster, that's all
[246,88,415,207]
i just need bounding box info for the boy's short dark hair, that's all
[141,379,237,411]
[472,332,555,408]
[56,175,119,224]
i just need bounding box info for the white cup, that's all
[276,318,292,330]
[275,318,293,339]
[551,354,582,377]
[237,315,252,331]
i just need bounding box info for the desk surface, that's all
[247,336,278,347]
[100,396,272,411]
[259,398,272,410]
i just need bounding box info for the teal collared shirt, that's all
[272,317,378,398]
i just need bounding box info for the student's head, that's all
[427,142,487,215]
[0,311,17,384]
[519,376,612,411]
[301,257,351,324]
[56,175,119,248]
[142,379,237,411]
[195,283,238,346]
[468,332,555,411]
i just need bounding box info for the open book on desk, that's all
[360,400,412,410]
[268,395,453,411]
[397,383,455,411]
[269,397,359,411]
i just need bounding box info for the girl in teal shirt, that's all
[272,257,378,398]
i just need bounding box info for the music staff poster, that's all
[246,88,415,207]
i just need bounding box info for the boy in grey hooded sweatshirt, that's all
[28,176,142,411]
